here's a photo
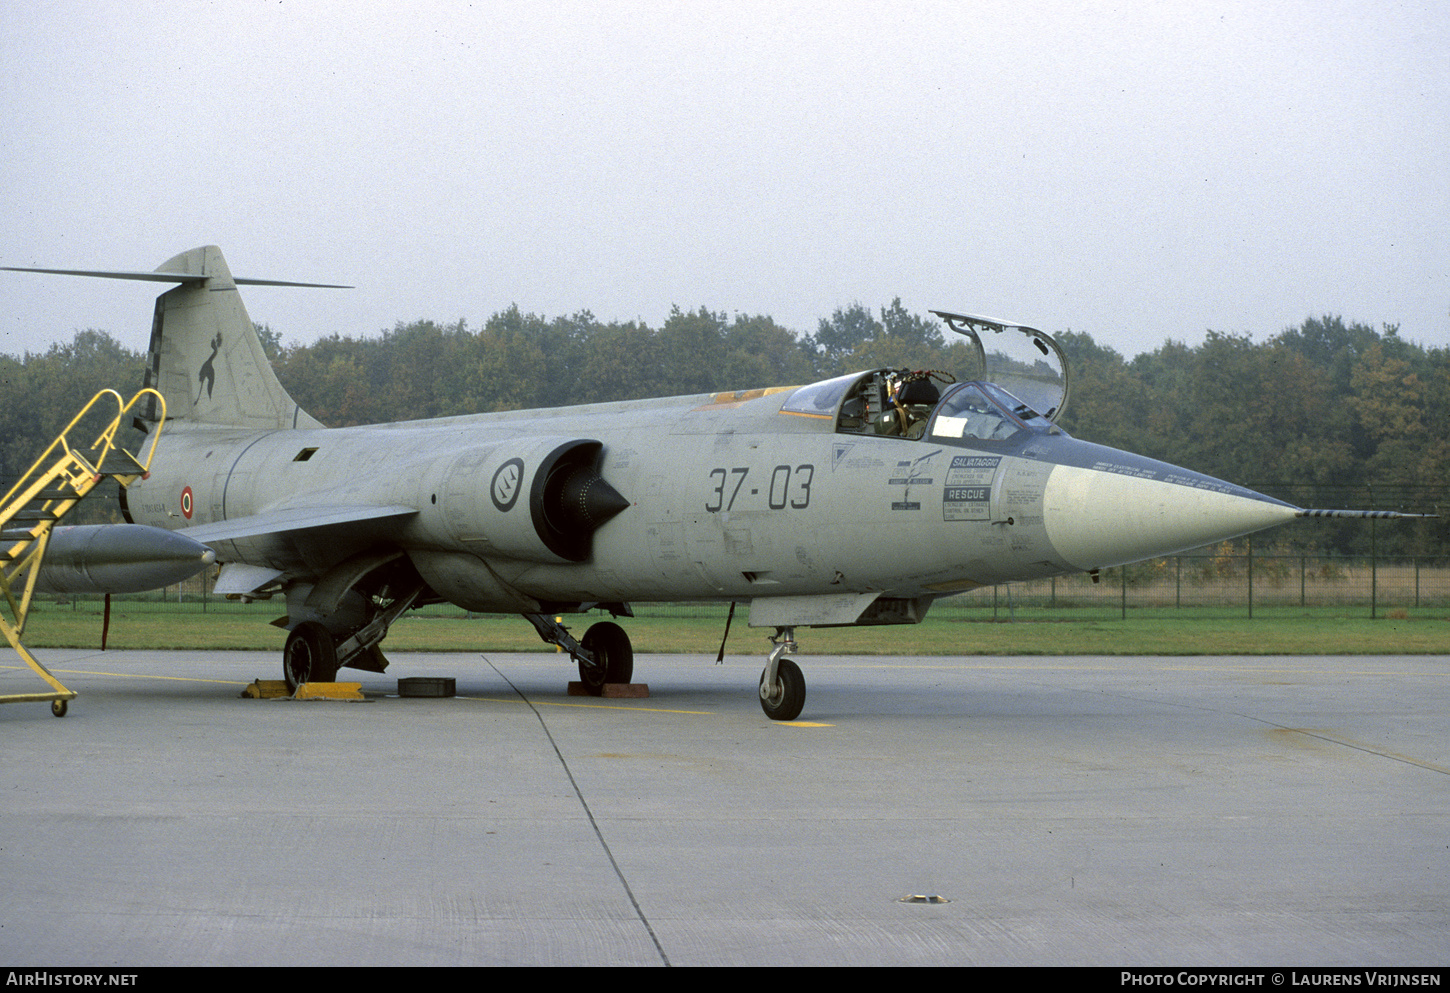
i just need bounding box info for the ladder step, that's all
[7,511,57,523]
[93,449,147,476]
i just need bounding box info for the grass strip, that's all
[20,602,1450,655]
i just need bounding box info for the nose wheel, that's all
[759,627,806,721]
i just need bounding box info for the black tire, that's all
[51,699,68,718]
[283,621,339,692]
[759,657,806,721]
[578,621,634,695]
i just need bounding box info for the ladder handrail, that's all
[120,387,167,470]
[0,388,166,514]
[0,388,122,510]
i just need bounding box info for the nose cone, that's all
[1042,460,1298,571]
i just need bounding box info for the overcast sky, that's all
[3,0,1447,365]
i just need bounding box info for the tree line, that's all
[2,303,1443,554]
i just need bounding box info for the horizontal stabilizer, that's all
[180,504,417,543]
[0,265,351,288]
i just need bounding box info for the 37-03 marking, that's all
[705,464,814,511]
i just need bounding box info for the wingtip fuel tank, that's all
[35,525,215,595]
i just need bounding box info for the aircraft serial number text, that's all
[705,464,815,512]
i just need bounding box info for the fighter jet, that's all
[3,247,1411,720]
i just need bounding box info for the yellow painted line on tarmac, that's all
[0,663,250,686]
[807,659,1450,676]
[1149,663,1450,676]
[0,665,715,711]
[780,721,835,727]
[459,694,713,716]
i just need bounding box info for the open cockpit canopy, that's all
[779,311,1070,447]
[929,311,1069,424]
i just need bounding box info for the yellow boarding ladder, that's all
[0,388,166,717]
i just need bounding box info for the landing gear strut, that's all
[524,612,634,696]
[279,572,426,692]
[759,626,806,721]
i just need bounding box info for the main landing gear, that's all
[525,613,634,695]
[283,621,338,691]
[280,571,426,693]
[759,626,806,721]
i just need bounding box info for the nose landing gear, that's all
[759,627,806,721]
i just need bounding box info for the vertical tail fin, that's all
[142,246,323,430]
[3,246,348,429]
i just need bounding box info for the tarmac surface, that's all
[2,648,1448,967]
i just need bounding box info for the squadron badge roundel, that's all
[491,458,524,512]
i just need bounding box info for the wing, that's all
[178,504,417,543]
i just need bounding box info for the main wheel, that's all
[759,657,806,721]
[578,621,633,695]
[283,621,339,692]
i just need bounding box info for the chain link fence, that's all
[937,552,1450,620]
[29,549,1450,623]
